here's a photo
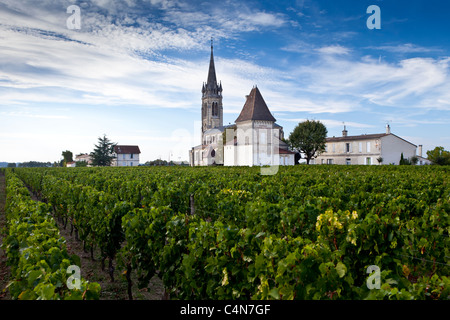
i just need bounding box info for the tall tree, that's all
[90,135,117,167]
[288,120,327,164]
[62,150,73,167]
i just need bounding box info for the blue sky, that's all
[0,0,449,163]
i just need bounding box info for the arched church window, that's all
[212,102,218,117]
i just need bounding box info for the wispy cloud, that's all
[293,53,450,111]
[316,45,350,55]
[366,43,442,54]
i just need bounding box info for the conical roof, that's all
[235,86,276,123]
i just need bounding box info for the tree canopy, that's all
[427,146,450,165]
[90,135,117,167]
[288,120,327,164]
[62,150,73,167]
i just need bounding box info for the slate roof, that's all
[114,145,141,154]
[235,86,276,123]
[326,133,416,147]
[326,133,388,142]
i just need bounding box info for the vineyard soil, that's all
[0,171,11,300]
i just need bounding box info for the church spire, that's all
[206,37,218,90]
[202,38,223,134]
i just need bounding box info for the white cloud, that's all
[367,43,441,54]
[316,45,350,55]
[294,54,450,110]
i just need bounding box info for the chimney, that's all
[418,145,423,157]
[386,124,391,134]
[342,125,348,137]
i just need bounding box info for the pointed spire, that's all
[207,38,217,89]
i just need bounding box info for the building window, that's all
[321,159,325,164]
[346,143,351,153]
[212,102,218,117]
[130,162,133,166]
[366,157,372,165]
[359,142,362,153]
[366,142,371,153]
[324,144,328,152]
[346,158,351,165]
[327,159,334,165]
[130,153,134,159]
[332,143,335,153]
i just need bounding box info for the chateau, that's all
[189,42,295,167]
[314,125,430,165]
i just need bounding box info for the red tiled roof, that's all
[236,86,276,123]
[114,145,141,154]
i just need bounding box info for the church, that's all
[189,42,296,167]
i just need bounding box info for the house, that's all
[416,145,433,165]
[314,125,418,165]
[112,145,141,167]
[75,153,93,166]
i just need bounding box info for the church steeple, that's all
[205,38,222,95]
[207,39,217,89]
[202,38,223,135]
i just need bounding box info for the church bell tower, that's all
[201,39,223,136]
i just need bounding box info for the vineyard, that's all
[0,165,448,300]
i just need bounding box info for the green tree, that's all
[288,120,327,164]
[90,135,117,167]
[75,160,88,167]
[426,146,450,165]
[62,150,73,167]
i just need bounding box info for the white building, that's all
[314,125,419,165]
[75,153,92,166]
[223,86,295,167]
[416,145,433,165]
[112,145,141,167]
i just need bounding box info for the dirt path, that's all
[0,170,11,300]
[0,171,165,300]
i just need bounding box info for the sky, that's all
[0,0,449,163]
